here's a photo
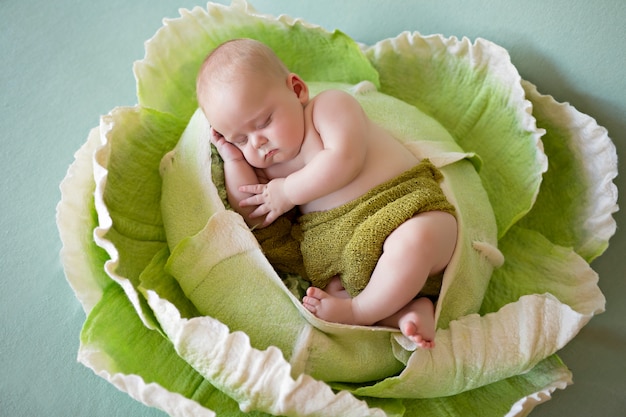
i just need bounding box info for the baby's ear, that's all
[288,73,309,103]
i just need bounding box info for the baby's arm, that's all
[211,129,269,227]
[241,90,368,221]
[284,90,369,204]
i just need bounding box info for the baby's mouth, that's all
[265,149,278,159]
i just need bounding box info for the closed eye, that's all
[231,136,248,146]
[257,115,272,129]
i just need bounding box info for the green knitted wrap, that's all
[298,159,454,296]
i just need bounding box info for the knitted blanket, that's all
[296,159,455,297]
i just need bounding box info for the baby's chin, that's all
[249,160,271,170]
[253,152,283,169]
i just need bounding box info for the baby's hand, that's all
[210,128,244,162]
[239,178,294,226]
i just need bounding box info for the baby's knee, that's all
[385,211,457,265]
[421,211,457,271]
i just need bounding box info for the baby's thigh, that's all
[384,211,457,274]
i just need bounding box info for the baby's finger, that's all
[249,205,270,219]
[239,194,263,207]
[239,184,266,194]
[262,211,279,227]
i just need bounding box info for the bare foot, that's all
[324,276,351,299]
[395,298,436,349]
[302,287,359,324]
[303,286,436,349]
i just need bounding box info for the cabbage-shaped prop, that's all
[56,1,618,416]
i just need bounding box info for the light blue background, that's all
[1,1,624,416]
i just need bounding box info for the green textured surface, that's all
[1,1,624,415]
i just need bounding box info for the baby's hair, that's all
[196,39,290,110]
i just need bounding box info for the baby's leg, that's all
[302,211,456,347]
[377,297,436,348]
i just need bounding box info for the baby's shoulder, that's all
[309,89,363,121]
[312,88,357,105]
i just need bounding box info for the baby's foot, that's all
[324,276,351,299]
[302,287,357,324]
[397,298,436,349]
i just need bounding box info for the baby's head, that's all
[197,39,310,168]
[196,38,291,112]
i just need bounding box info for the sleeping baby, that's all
[196,38,457,349]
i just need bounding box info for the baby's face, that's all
[207,73,308,169]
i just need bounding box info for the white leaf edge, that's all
[522,80,618,259]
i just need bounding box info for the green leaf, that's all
[518,81,618,262]
[400,355,571,417]
[135,1,379,120]
[364,33,547,237]
[81,283,271,417]
[480,226,605,316]
[90,106,187,326]
[81,285,573,417]
[57,127,112,312]
[97,106,186,245]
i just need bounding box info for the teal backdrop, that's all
[1,1,624,416]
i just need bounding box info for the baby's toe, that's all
[302,295,321,313]
[306,286,328,300]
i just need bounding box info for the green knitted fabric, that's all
[251,208,308,279]
[212,145,309,281]
[298,159,455,297]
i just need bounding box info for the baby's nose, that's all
[251,134,268,149]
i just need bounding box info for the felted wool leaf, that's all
[57,1,617,416]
